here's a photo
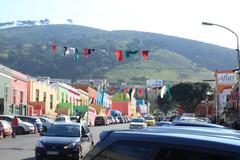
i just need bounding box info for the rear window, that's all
[96,117,104,120]
[55,117,65,121]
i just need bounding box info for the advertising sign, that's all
[146,79,163,87]
[217,73,237,84]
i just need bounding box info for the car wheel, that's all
[17,127,25,135]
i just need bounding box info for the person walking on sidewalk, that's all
[11,116,19,138]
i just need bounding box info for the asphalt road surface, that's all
[0,123,129,160]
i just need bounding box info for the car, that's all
[0,120,13,138]
[94,116,108,126]
[39,117,54,132]
[129,118,147,129]
[155,121,172,126]
[197,117,212,123]
[17,115,43,132]
[171,121,226,128]
[114,117,120,124]
[117,116,125,123]
[83,126,240,160]
[55,116,72,123]
[0,115,34,134]
[144,116,156,126]
[178,116,208,123]
[35,123,94,160]
[70,116,80,122]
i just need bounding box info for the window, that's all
[20,91,23,104]
[36,89,39,102]
[13,89,17,104]
[62,93,64,103]
[50,94,53,109]
[5,87,9,103]
[153,147,236,160]
[94,141,156,160]
[66,94,68,103]
[43,92,46,102]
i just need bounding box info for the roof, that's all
[101,126,240,152]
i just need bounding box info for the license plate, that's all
[47,151,59,155]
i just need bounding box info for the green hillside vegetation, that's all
[0,25,234,83]
[106,49,213,83]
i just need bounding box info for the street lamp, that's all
[202,22,240,124]
[205,91,214,118]
[202,22,240,68]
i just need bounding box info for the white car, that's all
[178,116,208,123]
[39,117,54,132]
[0,115,34,134]
[129,118,147,129]
[54,116,72,123]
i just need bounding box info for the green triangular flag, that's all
[75,48,79,63]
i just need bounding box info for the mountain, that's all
[0,24,236,83]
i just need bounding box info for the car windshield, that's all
[145,117,154,120]
[45,125,80,137]
[55,117,65,121]
[131,118,144,123]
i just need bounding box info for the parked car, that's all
[155,121,172,126]
[178,116,208,124]
[0,120,13,137]
[35,123,94,160]
[17,115,43,132]
[144,116,156,126]
[94,116,107,126]
[171,121,226,128]
[70,116,79,122]
[114,117,120,124]
[0,115,34,134]
[55,116,72,123]
[117,116,125,123]
[39,117,54,132]
[83,126,240,160]
[129,118,147,129]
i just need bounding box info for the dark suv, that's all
[17,116,43,132]
[83,126,240,160]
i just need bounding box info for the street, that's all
[0,123,129,160]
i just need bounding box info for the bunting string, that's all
[51,43,150,63]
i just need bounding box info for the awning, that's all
[73,105,88,112]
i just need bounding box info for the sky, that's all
[2,0,240,49]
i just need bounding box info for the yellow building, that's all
[27,79,58,119]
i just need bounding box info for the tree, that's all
[67,19,73,24]
[170,82,211,113]
[156,94,172,115]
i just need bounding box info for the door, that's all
[81,126,88,156]
[0,99,4,115]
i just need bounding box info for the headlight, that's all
[64,143,76,149]
[36,142,45,148]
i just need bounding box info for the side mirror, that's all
[82,134,88,138]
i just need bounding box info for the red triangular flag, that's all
[84,48,89,58]
[141,50,149,60]
[138,88,143,97]
[115,50,123,61]
[51,44,57,53]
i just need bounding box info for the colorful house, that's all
[52,83,80,116]
[27,78,58,119]
[112,92,136,117]
[0,64,28,116]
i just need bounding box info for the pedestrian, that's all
[76,116,81,123]
[11,116,19,138]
